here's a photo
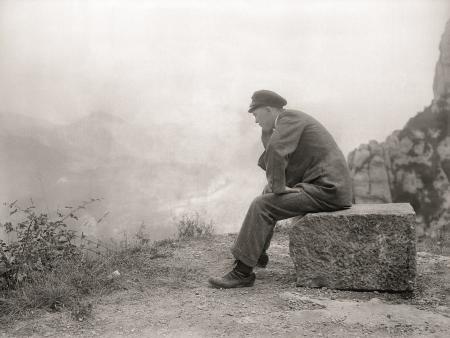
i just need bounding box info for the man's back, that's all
[260,109,353,210]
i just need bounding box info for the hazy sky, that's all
[0,0,449,155]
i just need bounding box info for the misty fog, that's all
[0,0,449,240]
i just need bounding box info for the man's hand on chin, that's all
[261,130,273,148]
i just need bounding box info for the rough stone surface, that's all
[289,203,416,291]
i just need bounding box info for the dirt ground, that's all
[1,230,450,337]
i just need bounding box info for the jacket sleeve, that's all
[264,115,307,193]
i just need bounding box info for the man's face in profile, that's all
[251,106,275,132]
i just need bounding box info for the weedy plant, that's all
[0,198,118,321]
[175,212,215,240]
[0,199,83,289]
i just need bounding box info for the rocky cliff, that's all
[434,20,450,99]
[348,20,450,239]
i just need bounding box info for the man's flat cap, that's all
[248,90,287,112]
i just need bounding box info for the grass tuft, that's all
[175,212,215,240]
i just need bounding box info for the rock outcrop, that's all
[349,21,450,240]
[434,20,450,99]
[289,204,416,291]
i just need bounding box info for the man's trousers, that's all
[231,190,331,267]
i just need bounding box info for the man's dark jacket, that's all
[258,109,353,210]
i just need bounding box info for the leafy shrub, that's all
[0,198,112,321]
[175,212,215,240]
[0,200,84,289]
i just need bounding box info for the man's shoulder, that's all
[279,109,313,122]
[277,109,329,135]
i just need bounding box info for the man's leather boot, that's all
[256,252,269,268]
[208,269,256,289]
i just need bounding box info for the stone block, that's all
[289,203,416,291]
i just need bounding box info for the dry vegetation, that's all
[0,201,214,325]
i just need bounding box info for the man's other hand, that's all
[263,185,301,195]
[279,186,301,194]
[273,186,301,194]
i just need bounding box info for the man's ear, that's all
[267,106,278,116]
[264,106,273,115]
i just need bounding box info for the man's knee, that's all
[250,194,271,212]
[248,194,276,224]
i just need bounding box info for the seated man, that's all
[208,90,353,289]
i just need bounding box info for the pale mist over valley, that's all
[0,109,262,240]
[1,0,449,242]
